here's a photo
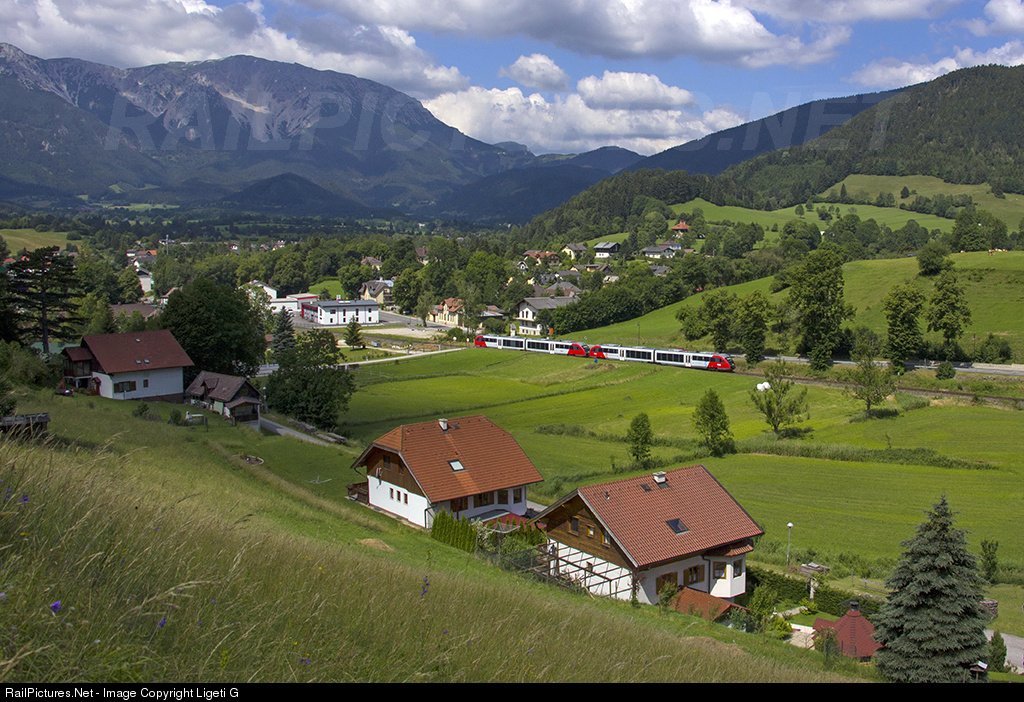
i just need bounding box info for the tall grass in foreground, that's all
[0,437,850,683]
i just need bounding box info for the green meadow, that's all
[2,390,855,683]
[0,228,69,252]
[343,348,1024,587]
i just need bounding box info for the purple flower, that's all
[157,618,167,629]
[421,575,429,596]
[18,495,28,504]
[50,600,62,613]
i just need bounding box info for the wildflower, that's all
[0,593,5,601]
[50,600,62,614]
[158,618,167,629]
[421,575,429,596]
[18,495,27,504]
[300,658,311,665]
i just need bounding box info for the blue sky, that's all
[3,1,1024,154]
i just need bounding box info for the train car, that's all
[654,349,735,371]
[481,335,734,371]
[476,335,588,356]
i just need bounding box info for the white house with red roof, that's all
[533,465,763,605]
[61,330,194,402]
[350,415,544,528]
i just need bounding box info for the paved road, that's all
[991,629,1024,674]
[258,416,332,446]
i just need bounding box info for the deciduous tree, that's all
[787,244,853,370]
[736,291,771,364]
[160,278,265,381]
[693,389,734,457]
[882,281,925,372]
[749,361,808,434]
[873,496,989,683]
[926,269,972,357]
[626,412,653,468]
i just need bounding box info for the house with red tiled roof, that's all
[350,415,544,528]
[61,330,193,402]
[532,464,763,605]
[813,602,881,660]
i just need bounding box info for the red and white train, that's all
[473,335,735,371]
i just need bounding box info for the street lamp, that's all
[786,522,794,568]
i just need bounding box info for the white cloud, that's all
[849,40,1024,88]
[576,71,697,110]
[0,0,467,98]
[422,86,743,155]
[499,54,570,91]
[967,0,1024,35]
[301,0,849,67]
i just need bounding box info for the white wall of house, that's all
[708,556,748,599]
[428,487,530,527]
[305,301,379,325]
[515,303,544,336]
[92,368,183,401]
[548,543,745,605]
[368,476,432,528]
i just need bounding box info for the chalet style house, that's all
[185,371,262,423]
[351,415,544,528]
[61,330,193,402]
[533,465,763,605]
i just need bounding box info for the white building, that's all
[299,299,379,326]
[61,330,193,402]
[351,415,544,529]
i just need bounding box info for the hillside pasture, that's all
[832,174,1024,231]
[0,227,69,252]
[342,348,1024,579]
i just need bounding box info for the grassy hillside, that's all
[831,174,1024,231]
[2,390,855,683]
[557,251,1024,361]
[0,227,68,251]
[675,198,956,237]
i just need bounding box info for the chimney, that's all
[653,471,667,485]
[439,418,448,432]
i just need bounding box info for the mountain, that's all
[723,65,1024,205]
[220,173,393,217]
[633,88,905,176]
[0,43,536,212]
[434,146,642,223]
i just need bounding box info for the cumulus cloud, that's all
[576,71,697,110]
[301,0,849,67]
[499,54,570,91]
[422,86,743,155]
[0,0,468,97]
[966,0,1024,35]
[848,40,1024,88]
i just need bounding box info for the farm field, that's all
[0,227,69,252]
[343,348,1024,589]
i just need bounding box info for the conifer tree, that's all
[873,496,990,683]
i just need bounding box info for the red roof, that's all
[80,330,193,375]
[357,415,543,503]
[549,464,762,569]
[813,608,881,658]
[670,587,746,621]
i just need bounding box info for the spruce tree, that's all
[873,496,990,683]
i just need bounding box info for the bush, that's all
[935,361,956,380]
